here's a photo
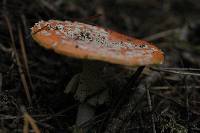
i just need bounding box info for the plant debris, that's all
[0,0,200,132]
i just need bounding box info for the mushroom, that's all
[31,20,164,128]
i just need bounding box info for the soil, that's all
[0,0,200,132]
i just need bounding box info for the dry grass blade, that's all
[150,86,200,91]
[31,24,49,35]
[23,113,41,133]
[23,115,29,133]
[146,87,156,133]
[40,0,57,12]
[160,67,200,71]
[26,24,49,39]
[0,73,2,92]
[143,28,180,41]
[18,27,34,92]
[150,67,200,77]
[4,15,32,105]
[0,43,12,53]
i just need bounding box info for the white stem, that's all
[75,61,107,127]
[76,103,95,126]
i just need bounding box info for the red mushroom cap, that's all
[31,20,164,66]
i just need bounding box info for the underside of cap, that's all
[31,20,164,67]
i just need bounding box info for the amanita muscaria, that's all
[31,20,164,127]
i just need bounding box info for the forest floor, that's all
[0,0,200,132]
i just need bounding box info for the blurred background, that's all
[0,0,200,132]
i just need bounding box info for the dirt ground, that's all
[0,0,200,132]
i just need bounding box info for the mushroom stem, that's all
[74,60,108,127]
[76,103,95,126]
